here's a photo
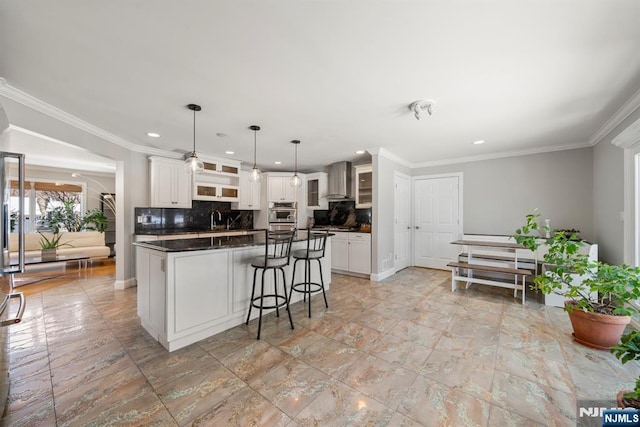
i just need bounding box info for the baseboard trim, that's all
[370,268,396,282]
[114,278,136,290]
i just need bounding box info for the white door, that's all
[414,176,461,269]
[394,172,411,271]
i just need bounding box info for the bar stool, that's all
[289,229,329,318]
[246,229,295,340]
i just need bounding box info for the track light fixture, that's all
[409,100,435,120]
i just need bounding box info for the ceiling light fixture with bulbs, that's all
[409,100,435,120]
[290,140,302,188]
[248,125,262,183]
[184,103,204,173]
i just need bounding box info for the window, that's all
[9,180,83,233]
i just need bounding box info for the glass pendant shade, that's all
[184,104,203,174]
[290,173,302,188]
[290,139,302,187]
[249,165,262,183]
[248,125,262,182]
[185,152,204,173]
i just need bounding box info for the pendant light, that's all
[184,103,204,173]
[290,140,302,187]
[248,125,262,182]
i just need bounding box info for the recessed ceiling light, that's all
[472,140,485,145]
[146,132,160,138]
[225,150,234,155]
[274,161,282,165]
[355,150,365,154]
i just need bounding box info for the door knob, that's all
[415,226,420,229]
[407,226,410,230]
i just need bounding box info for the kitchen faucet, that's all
[211,210,222,229]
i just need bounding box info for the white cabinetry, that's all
[355,164,372,208]
[267,174,298,202]
[134,237,332,351]
[149,157,192,208]
[235,170,262,210]
[193,156,241,202]
[201,158,240,177]
[331,232,371,275]
[136,248,166,340]
[306,172,328,210]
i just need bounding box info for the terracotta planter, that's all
[617,390,640,409]
[565,301,630,350]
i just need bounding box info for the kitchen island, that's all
[133,231,332,351]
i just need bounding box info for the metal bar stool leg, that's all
[273,268,280,318]
[281,267,294,330]
[257,269,267,340]
[306,258,312,318]
[289,259,297,307]
[246,267,258,325]
[317,258,328,308]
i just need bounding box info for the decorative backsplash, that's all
[313,201,372,228]
[135,201,253,233]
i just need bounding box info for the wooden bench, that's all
[447,261,533,304]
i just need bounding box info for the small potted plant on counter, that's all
[610,330,640,408]
[514,210,640,349]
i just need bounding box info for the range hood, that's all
[326,161,353,199]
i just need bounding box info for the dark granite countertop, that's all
[135,228,256,236]
[312,226,371,233]
[133,230,333,253]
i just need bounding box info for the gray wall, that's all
[593,105,640,264]
[412,147,595,242]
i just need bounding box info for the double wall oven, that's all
[268,201,296,231]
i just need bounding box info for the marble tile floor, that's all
[2,261,639,426]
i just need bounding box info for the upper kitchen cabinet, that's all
[266,173,298,202]
[306,172,328,210]
[234,170,262,210]
[149,156,192,208]
[201,158,240,177]
[355,164,372,208]
[193,156,241,202]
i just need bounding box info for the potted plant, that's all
[38,231,73,260]
[514,210,640,349]
[610,330,640,408]
[46,202,108,233]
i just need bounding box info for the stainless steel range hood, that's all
[326,161,352,199]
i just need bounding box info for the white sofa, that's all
[10,231,110,263]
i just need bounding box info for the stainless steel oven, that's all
[268,201,297,223]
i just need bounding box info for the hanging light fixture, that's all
[248,125,262,182]
[184,103,204,173]
[290,140,302,187]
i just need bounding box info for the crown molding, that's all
[367,147,413,168]
[0,77,175,158]
[589,86,640,146]
[612,117,640,149]
[411,141,592,168]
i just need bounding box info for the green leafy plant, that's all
[513,210,640,316]
[38,231,73,250]
[611,330,640,407]
[46,202,108,233]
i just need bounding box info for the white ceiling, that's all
[1,1,640,172]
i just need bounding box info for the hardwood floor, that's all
[2,260,638,426]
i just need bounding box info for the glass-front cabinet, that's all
[305,172,328,210]
[355,165,372,208]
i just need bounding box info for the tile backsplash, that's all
[135,201,253,233]
[313,201,372,228]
